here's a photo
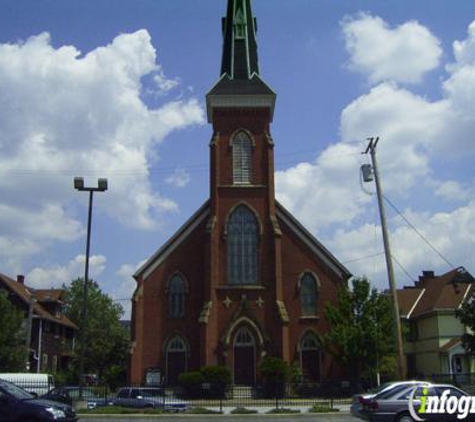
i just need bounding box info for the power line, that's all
[342,251,385,264]
[391,254,416,282]
[383,195,455,269]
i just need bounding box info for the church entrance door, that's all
[233,326,256,385]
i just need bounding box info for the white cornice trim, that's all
[207,94,275,123]
[406,288,426,319]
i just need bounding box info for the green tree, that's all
[456,290,475,356]
[64,278,129,384]
[323,277,395,390]
[0,290,27,371]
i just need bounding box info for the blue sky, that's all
[0,0,474,318]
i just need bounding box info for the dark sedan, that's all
[0,379,77,422]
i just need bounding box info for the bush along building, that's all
[129,0,351,386]
[0,273,78,373]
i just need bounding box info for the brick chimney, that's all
[16,274,25,284]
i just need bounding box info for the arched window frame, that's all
[226,204,260,285]
[298,272,320,317]
[167,273,188,319]
[231,130,254,185]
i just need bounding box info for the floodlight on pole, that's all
[74,177,108,398]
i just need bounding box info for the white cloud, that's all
[276,18,475,288]
[153,68,180,95]
[342,13,442,84]
[165,167,191,188]
[112,261,145,319]
[0,30,204,268]
[434,181,470,202]
[27,254,106,289]
[451,21,475,69]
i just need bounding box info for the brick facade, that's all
[129,0,350,386]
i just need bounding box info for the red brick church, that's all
[130,0,351,386]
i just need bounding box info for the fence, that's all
[1,378,352,410]
[165,382,352,409]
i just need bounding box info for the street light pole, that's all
[363,137,406,381]
[74,177,108,398]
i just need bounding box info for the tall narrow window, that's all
[168,274,186,318]
[300,273,319,316]
[233,131,252,184]
[228,205,259,285]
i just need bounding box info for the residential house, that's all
[0,273,78,373]
[397,267,474,380]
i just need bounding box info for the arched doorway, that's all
[165,335,188,386]
[233,326,256,385]
[299,331,321,382]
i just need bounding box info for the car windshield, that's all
[0,381,34,400]
[140,389,164,397]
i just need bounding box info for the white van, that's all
[0,373,54,395]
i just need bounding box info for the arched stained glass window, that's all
[300,273,319,316]
[233,132,252,184]
[168,274,186,318]
[227,205,259,285]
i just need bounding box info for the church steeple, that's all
[220,0,259,79]
[206,0,276,123]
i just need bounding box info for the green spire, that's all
[220,0,259,79]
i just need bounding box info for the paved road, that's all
[79,413,356,422]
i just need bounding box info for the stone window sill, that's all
[217,285,266,291]
[299,315,320,321]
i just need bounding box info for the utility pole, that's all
[363,137,406,380]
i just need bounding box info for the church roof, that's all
[134,201,351,282]
[275,201,352,281]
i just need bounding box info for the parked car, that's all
[351,380,424,418]
[41,386,112,409]
[0,378,77,422]
[354,382,475,422]
[110,387,190,412]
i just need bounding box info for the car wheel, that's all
[397,414,414,422]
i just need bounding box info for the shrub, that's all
[259,357,289,398]
[309,404,340,413]
[266,408,300,414]
[178,371,204,398]
[260,357,289,383]
[200,366,231,399]
[231,407,258,414]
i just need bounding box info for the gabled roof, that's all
[34,289,65,303]
[0,273,78,330]
[134,200,351,282]
[134,200,210,280]
[275,201,351,280]
[397,287,425,318]
[397,267,474,319]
